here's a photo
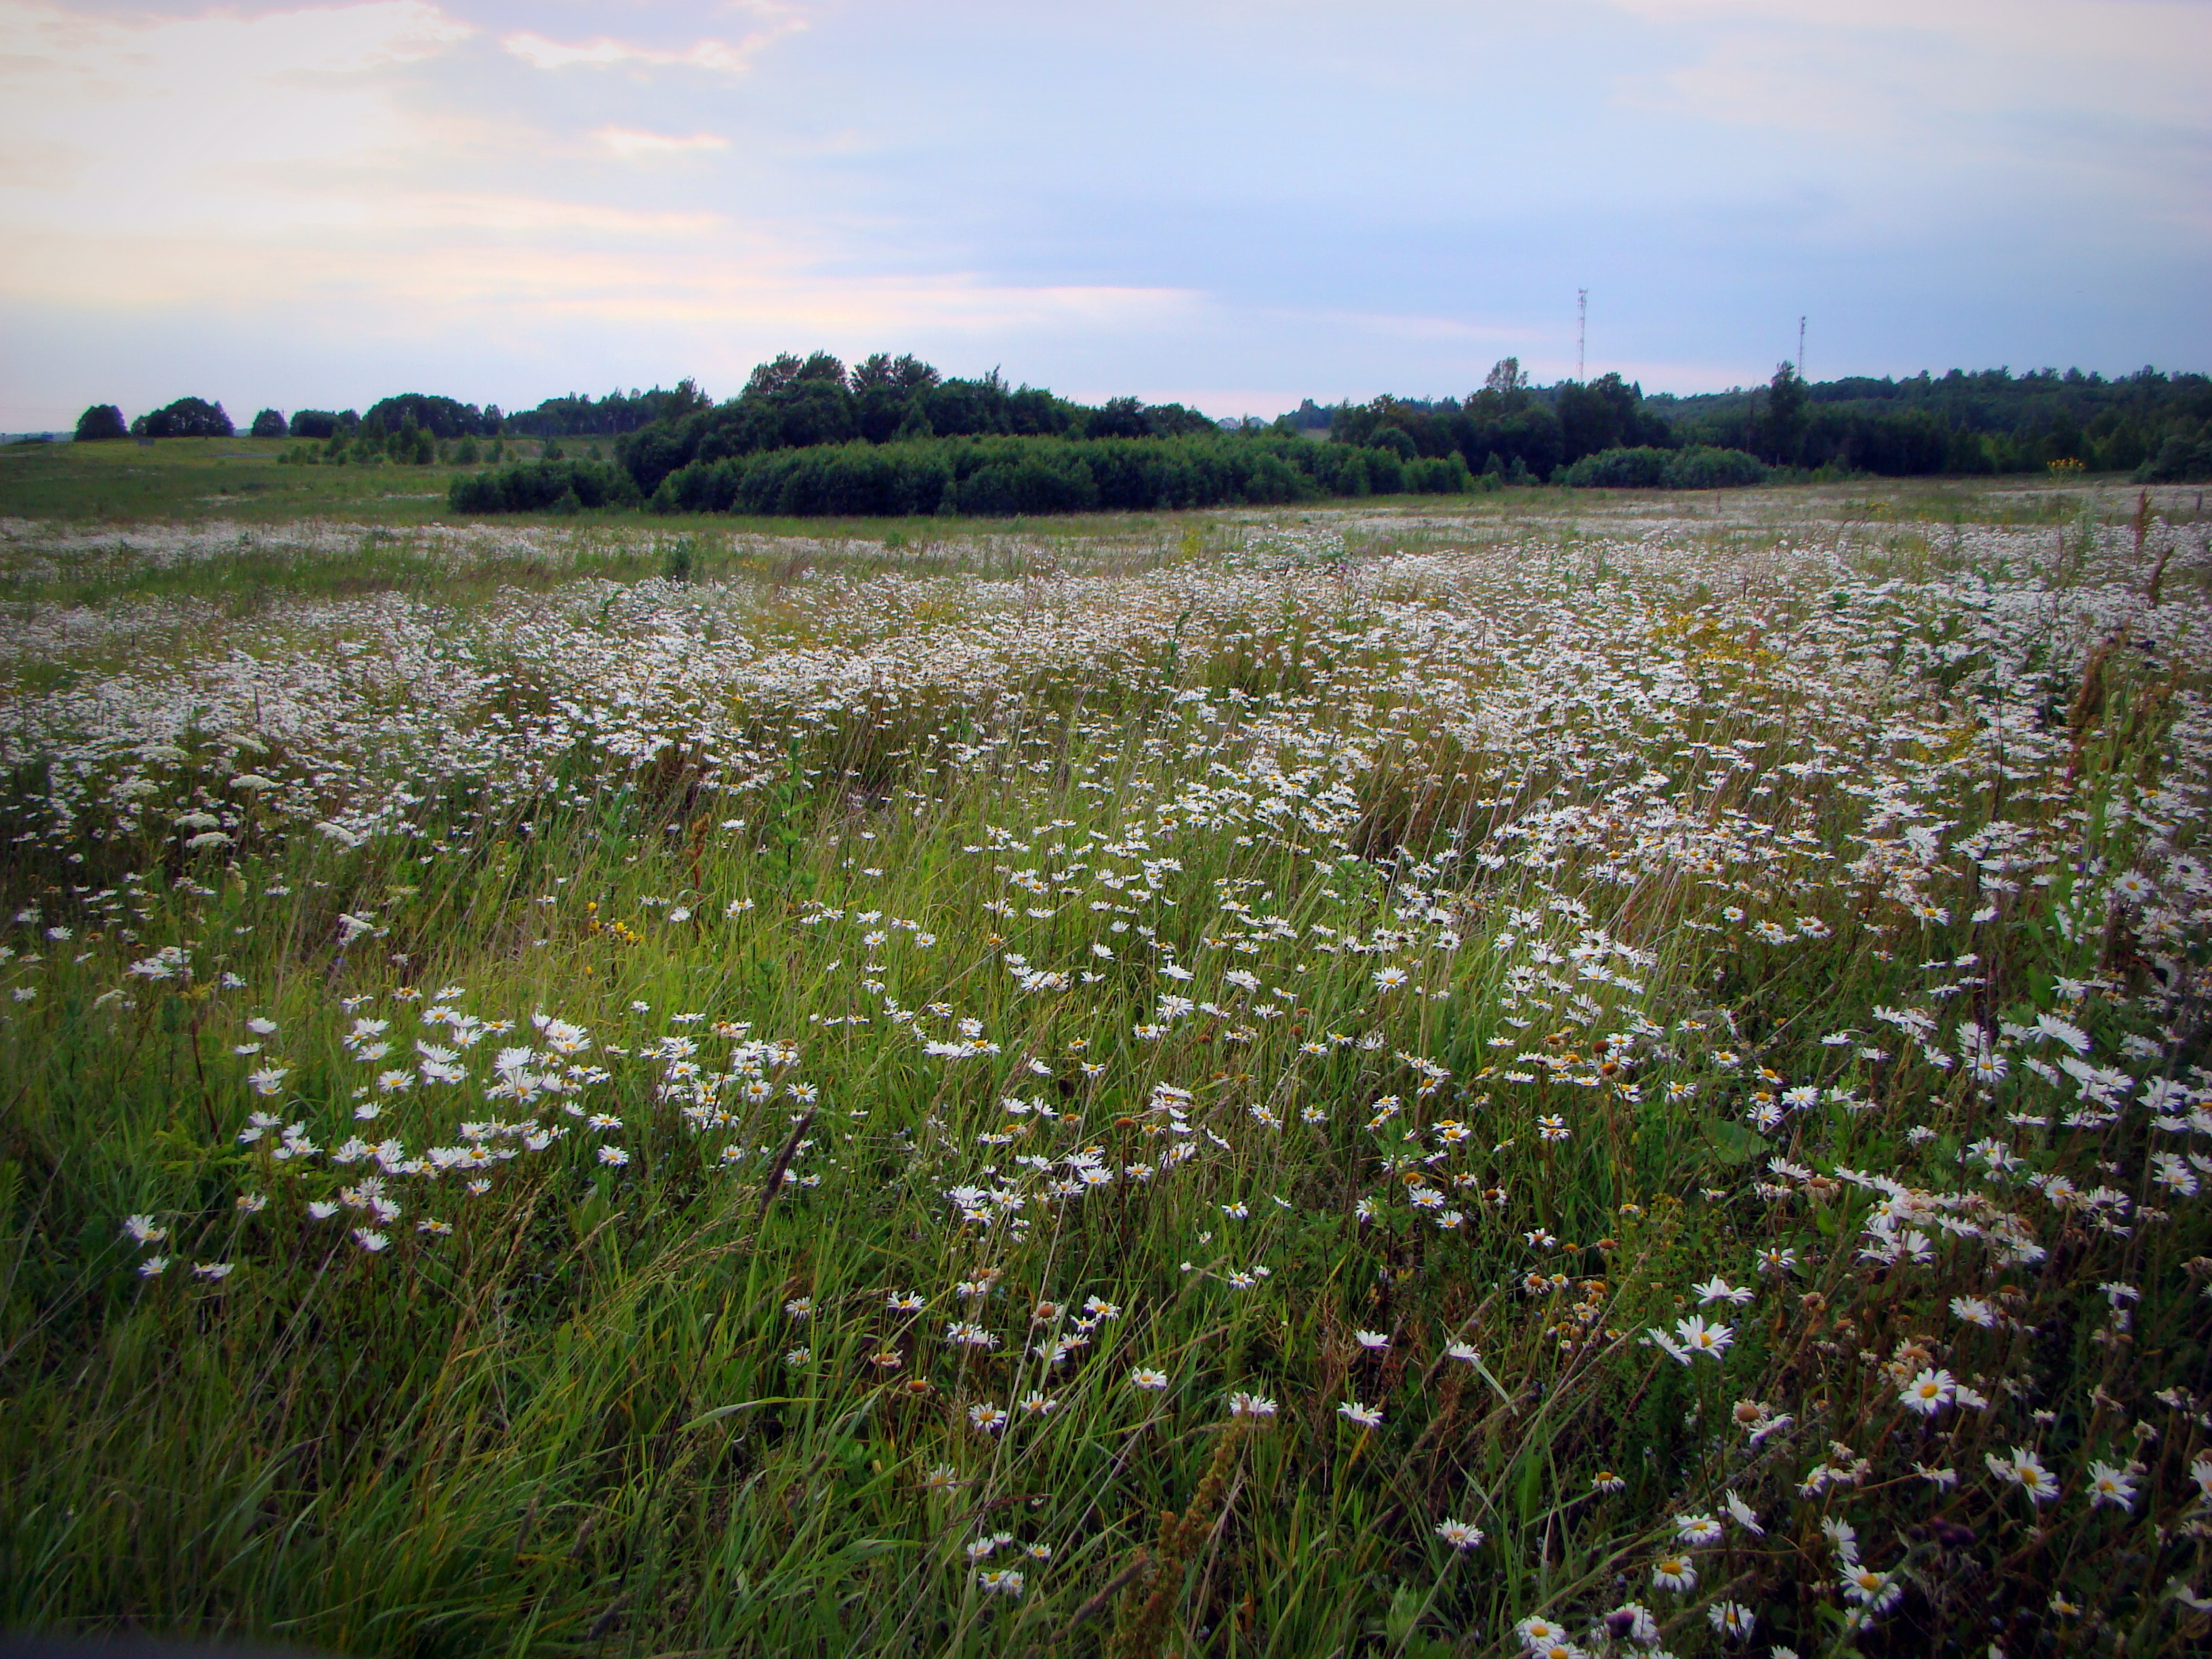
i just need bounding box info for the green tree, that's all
[1757,361,1808,464]
[924,371,1013,437]
[771,378,856,449]
[853,355,941,443]
[73,404,127,442]
[1085,396,1148,440]
[851,353,937,395]
[1556,373,1652,465]
[130,396,233,438]
[249,408,287,438]
[365,394,487,440]
[742,353,807,399]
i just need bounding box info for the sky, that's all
[2,0,2207,428]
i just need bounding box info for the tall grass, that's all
[1,489,2209,1657]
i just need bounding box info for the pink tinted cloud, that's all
[501,5,805,76]
[593,127,733,159]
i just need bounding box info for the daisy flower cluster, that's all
[7,489,2212,1652]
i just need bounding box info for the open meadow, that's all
[0,434,567,529]
[2,472,2211,1658]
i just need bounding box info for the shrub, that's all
[611,434,1452,520]
[73,405,127,443]
[447,459,642,514]
[2135,434,2212,484]
[1406,453,1477,494]
[957,453,1100,515]
[1557,447,1673,489]
[1663,445,1770,488]
[1556,445,1769,489]
[1368,424,1416,459]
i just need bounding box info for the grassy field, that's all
[1,472,2210,1658]
[0,435,462,525]
[3,431,2185,532]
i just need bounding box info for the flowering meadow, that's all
[2,485,2210,1658]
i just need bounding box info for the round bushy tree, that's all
[73,404,127,442]
[249,409,287,438]
[131,397,234,438]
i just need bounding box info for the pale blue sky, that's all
[3,0,2207,428]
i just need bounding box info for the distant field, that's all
[0,435,576,525]
[2,482,2209,1658]
[0,431,2176,534]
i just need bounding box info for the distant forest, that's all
[1319,361,2212,483]
[70,354,2212,510]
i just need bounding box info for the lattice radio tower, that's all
[1799,315,1807,382]
[1576,289,1588,382]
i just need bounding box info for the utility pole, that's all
[1577,289,1588,383]
[1798,315,1807,382]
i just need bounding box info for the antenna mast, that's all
[1798,315,1807,382]
[1576,289,1588,382]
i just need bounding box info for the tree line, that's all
[68,387,695,446]
[73,354,2212,494]
[1309,360,2212,485]
[613,354,1225,499]
[451,431,1475,518]
[1662,363,2212,480]
[1317,359,1679,485]
[72,398,241,441]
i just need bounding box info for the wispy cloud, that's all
[0,0,476,83]
[594,127,732,161]
[0,0,481,212]
[501,14,804,77]
[1,0,2205,428]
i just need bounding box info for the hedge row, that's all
[451,435,1475,517]
[1554,445,1770,489]
[447,459,642,514]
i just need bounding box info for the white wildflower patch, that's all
[5,493,2209,1653]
